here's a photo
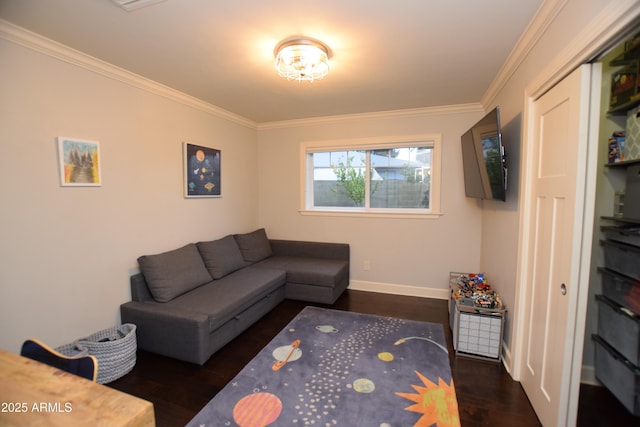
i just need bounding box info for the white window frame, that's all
[299,134,442,218]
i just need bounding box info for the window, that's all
[301,135,441,217]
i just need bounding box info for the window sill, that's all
[298,209,442,219]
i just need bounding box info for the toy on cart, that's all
[448,272,507,361]
[450,272,503,309]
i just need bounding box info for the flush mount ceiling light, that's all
[111,0,167,12]
[274,38,331,82]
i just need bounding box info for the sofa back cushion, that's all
[197,235,248,279]
[138,243,212,302]
[234,228,273,263]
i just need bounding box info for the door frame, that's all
[511,2,640,425]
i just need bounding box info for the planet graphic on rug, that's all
[271,339,302,371]
[316,324,338,333]
[233,392,282,427]
[352,378,375,393]
[378,351,394,362]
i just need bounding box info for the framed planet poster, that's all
[57,137,102,186]
[183,142,221,198]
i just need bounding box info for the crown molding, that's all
[1,18,481,132]
[481,0,568,109]
[482,0,640,107]
[257,103,485,131]
[526,0,640,100]
[0,19,257,129]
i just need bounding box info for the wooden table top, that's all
[0,349,154,426]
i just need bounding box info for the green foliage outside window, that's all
[331,157,378,205]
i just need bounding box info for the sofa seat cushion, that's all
[138,243,213,302]
[255,256,348,288]
[161,266,285,333]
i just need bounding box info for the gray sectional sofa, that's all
[120,229,349,364]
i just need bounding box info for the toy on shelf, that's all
[450,272,503,309]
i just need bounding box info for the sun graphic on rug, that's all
[395,371,460,427]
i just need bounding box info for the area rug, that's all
[187,306,460,427]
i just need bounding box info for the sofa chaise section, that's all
[258,239,350,304]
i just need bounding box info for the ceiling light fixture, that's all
[274,38,330,82]
[111,0,167,12]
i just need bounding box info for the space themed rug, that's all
[187,306,460,427]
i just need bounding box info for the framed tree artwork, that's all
[57,137,102,186]
[183,142,221,198]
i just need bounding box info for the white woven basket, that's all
[56,323,137,384]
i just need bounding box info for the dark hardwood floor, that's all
[109,290,637,426]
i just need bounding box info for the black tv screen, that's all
[461,107,507,201]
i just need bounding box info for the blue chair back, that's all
[20,339,98,382]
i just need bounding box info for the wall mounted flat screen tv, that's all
[461,106,507,201]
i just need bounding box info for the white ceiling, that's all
[0,0,543,123]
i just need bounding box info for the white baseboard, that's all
[501,344,513,376]
[581,364,600,386]
[348,280,450,300]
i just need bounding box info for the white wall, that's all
[480,0,638,372]
[257,107,485,298]
[0,38,259,353]
[476,112,521,350]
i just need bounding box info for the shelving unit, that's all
[608,100,640,116]
[602,216,640,225]
[591,36,640,413]
[594,133,640,415]
[607,39,640,116]
[601,216,640,224]
[604,158,640,168]
[594,219,640,415]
